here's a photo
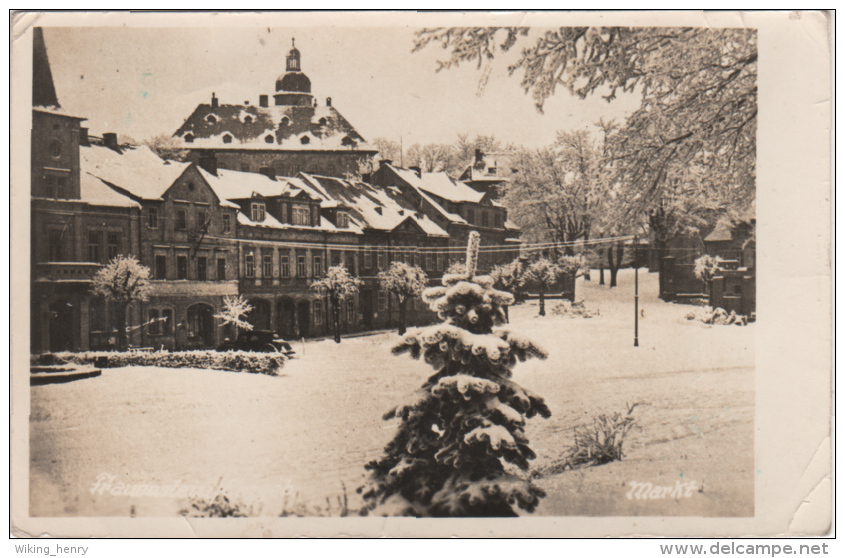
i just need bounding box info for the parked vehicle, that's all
[217,330,296,357]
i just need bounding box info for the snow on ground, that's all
[29,268,754,517]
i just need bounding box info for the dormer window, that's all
[222,134,233,144]
[265,134,274,144]
[341,135,356,147]
[318,117,327,126]
[251,202,266,222]
[300,135,310,145]
[244,115,253,124]
[184,133,194,143]
[206,115,217,124]
[336,211,349,229]
[488,166,497,175]
[280,116,290,127]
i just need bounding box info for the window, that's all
[89,297,105,332]
[177,255,188,280]
[481,212,489,227]
[148,309,160,336]
[49,139,62,158]
[318,117,327,126]
[155,255,167,280]
[184,134,194,143]
[437,252,445,272]
[314,301,323,325]
[176,210,187,231]
[296,255,307,277]
[88,232,100,263]
[206,115,217,124]
[222,134,232,144]
[245,254,255,278]
[107,233,119,260]
[44,173,67,198]
[265,135,274,144]
[251,202,266,222]
[466,209,475,224]
[378,290,387,311]
[161,309,173,335]
[364,250,373,269]
[217,258,226,280]
[48,230,64,262]
[280,116,290,126]
[222,213,231,234]
[197,257,208,281]
[292,204,310,226]
[300,135,310,145]
[280,255,290,278]
[275,162,285,176]
[346,299,355,323]
[426,252,434,271]
[377,251,386,270]
[313,255,323,277]
[263,254,273,278]
[326,164,336,176]
[244,116,253,124]
[148,207,158,229]
[336,211,349,229]
[197,211,207,230]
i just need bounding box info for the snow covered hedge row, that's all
[44,350,285,376]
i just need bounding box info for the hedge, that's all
[42,350,285,376]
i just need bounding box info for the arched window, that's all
[300,135,310,145]
[222,134,233,144]
[148,309,160,335]
[341,135,356,147]
[265,135,274,144]
[206,114,217,124]
[280,116,290,127]
[244,115,253,124]
[184,134,194,143]
[318,117,327,126]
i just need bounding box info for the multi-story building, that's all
[173,40,377,179]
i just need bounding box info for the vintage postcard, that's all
[10,11,831,538]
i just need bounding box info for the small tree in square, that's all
[90,255,152,350]
[214,295,254,343]
[377,261,429,335]
[489,258,528,323]
[360,232,550,517]
[311,265,363,343]
[524,258,562,317]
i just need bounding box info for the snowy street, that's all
[30,268,754,517]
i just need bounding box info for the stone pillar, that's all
[79,296,90,351]
[273,247,280,286]
[254,245,263,286]
[39,299,50,352]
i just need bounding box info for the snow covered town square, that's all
[22,16,768,522]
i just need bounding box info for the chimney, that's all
[198,152,218,176]
[474,148,484,165]
[103,132,119,151]
[379,159,392,170]
[361,172,372,183]
[79,127,89,147]
[326,97,332,107]
[259,166,276,180]
[259,95,268,108]
[409,166,421,178]
[211,92,218,108]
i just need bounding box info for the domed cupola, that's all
[274,38,314,106]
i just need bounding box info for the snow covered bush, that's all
[214,295,254,342]
[50,349,285,375]
[685,306,748,326]
[523,258,562,317]
[693,254,724,284]
[360,232,551,517]
[560,402,644,470]
[552,299,599,318]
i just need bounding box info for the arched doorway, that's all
[49,299,75,352]
[186,303,215,348]
[296,300,311,338]
[248,299,271,331]
[276,298,296,339]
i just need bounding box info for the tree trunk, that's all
[599,247,606,285]
[608,242,624,288]
[538,288,546,317]
[398,298,408,335]
[118,301,130,350]
[503,304,509,324]
[333,297,341,344]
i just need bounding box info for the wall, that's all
[185,149,374,179]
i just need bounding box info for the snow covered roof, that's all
[386,166,468,225]
[173,103,375,152]
[80,144,191,201]
[298,173,449,238]
[33,106,87,121]
[79,172,141,208]
[417,172,484,204]
[198,167,311,203]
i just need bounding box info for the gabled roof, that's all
[173,103,375,152]
[298,173,448,238]
[198,167,315,202]
[79,173,141,208]
[416,172,484,204]
[384,165,467,225]
[80,144,192,201]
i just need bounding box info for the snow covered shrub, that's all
[685,306,748,326]
[561,402,644,470]
[51,350,285,375]
[693,254,724,284]
[552,299,600,318]
[181,493,249,518]
[360,232,551,517]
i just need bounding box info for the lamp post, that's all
[634,235,639,347]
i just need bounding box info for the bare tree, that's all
[311,265,363,344]
[214,295,254,343]
[378,262,429,335]
[90,255,152,350]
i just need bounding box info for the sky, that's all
[37,15,642,150]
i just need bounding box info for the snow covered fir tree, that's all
[359,232,551,517]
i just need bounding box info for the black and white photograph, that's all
[10,11,831,539]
